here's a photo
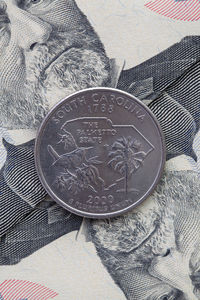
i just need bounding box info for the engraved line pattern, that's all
[145,0,200,21]
[0,280,58,300]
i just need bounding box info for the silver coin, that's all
[35,88,165,218]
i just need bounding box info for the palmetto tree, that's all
[108,137,146,194]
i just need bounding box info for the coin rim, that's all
[35,87,166,219]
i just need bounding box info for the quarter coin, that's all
[35,88,165,218]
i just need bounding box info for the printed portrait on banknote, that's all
[0,0,200,299]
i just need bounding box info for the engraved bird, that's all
[47,131,101,171]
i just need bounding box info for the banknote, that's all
[0,0,200,299]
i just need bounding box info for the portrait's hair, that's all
[90,171,176,275]
[90,170,200,298]
[0,1,8,22]
[0,1,10,42]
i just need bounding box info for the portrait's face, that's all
[0,0,110,130]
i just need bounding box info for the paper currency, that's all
[0,0,200,299]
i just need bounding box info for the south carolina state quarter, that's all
[35,88,165,218]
